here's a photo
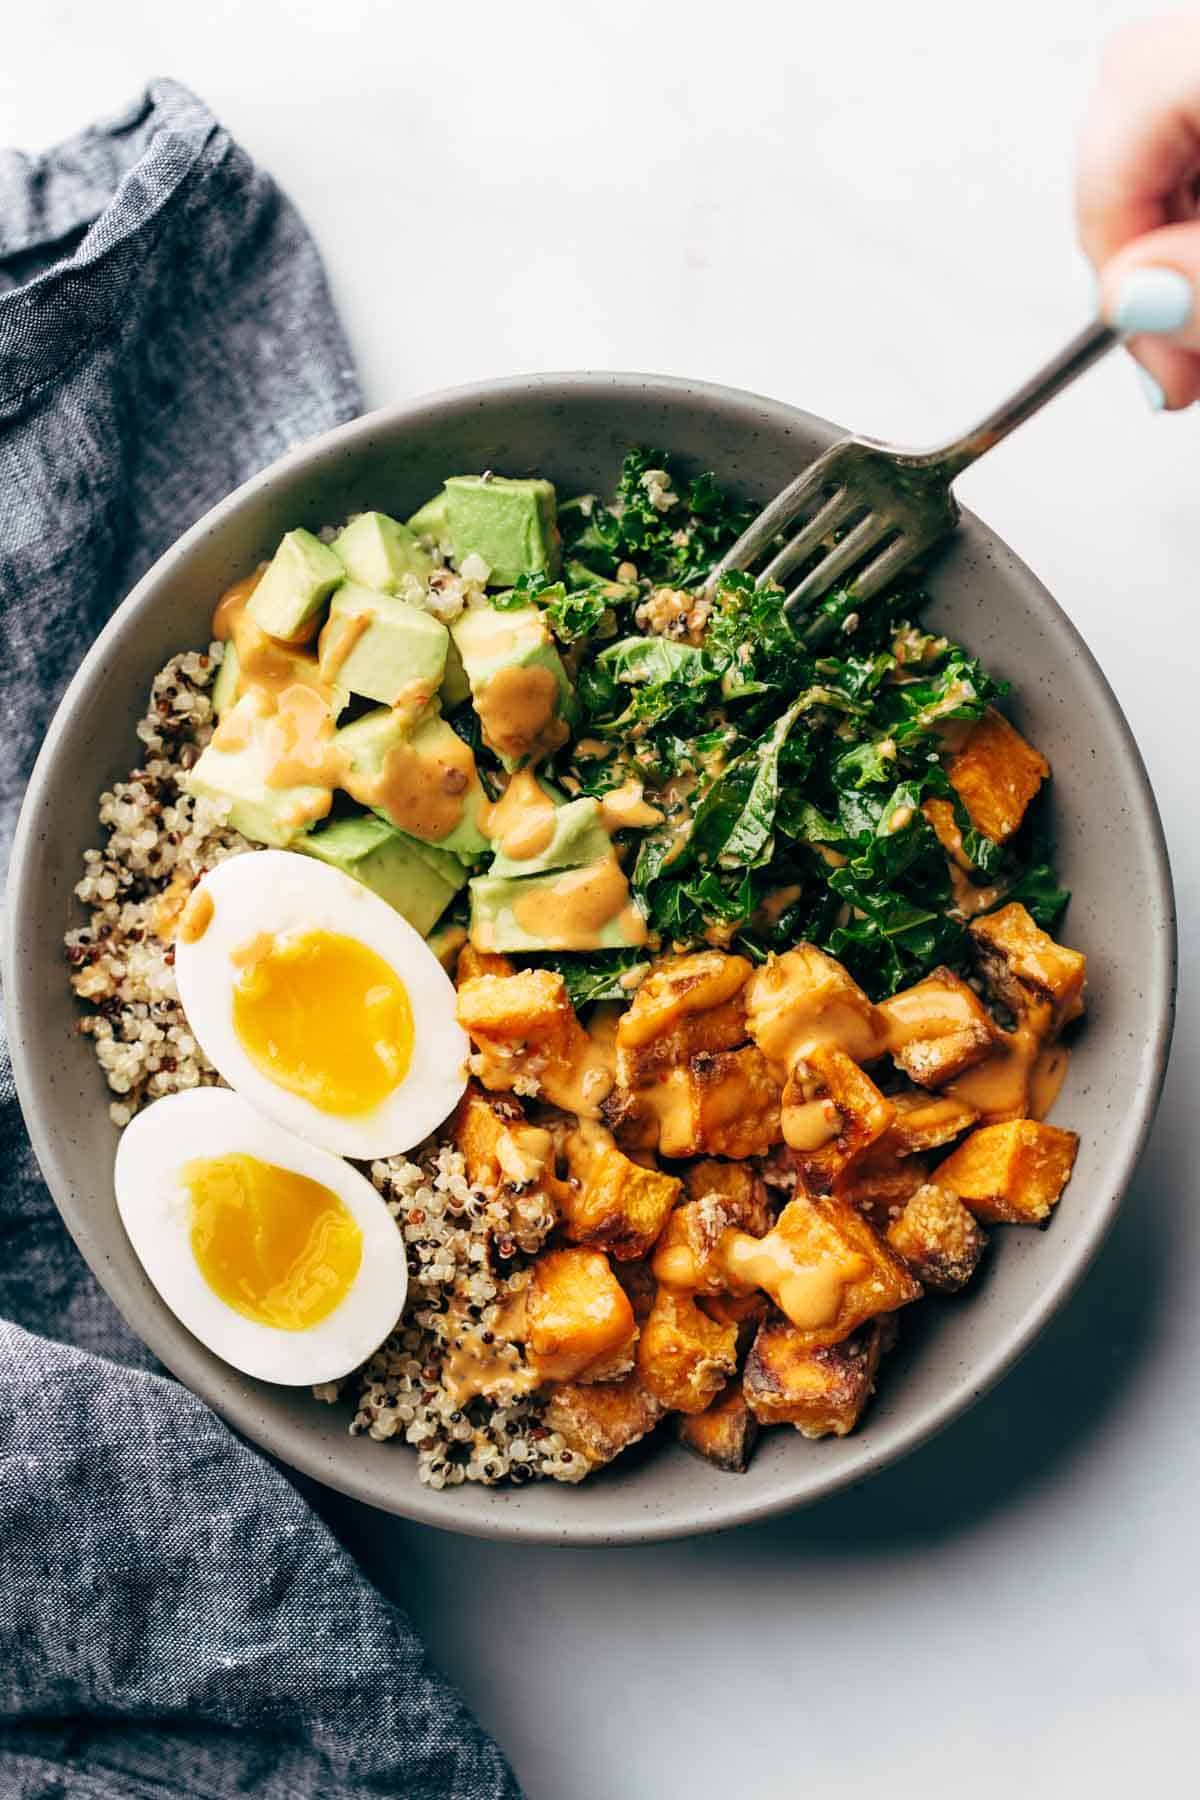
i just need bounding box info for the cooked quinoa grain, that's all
[67,651,572,1487]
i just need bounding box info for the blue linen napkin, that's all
[0,80,522,1800]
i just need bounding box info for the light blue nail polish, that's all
[1113,266,1193,335]
[1137,366,1166,411]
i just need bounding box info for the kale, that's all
[560,449,754,587]
[503,571,611,644]
[531,951,651,1007]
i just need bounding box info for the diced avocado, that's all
[211,642,241,718]
[210,638,351,721]
[468,860,648,953]
[406,490,451,548]
[331,512,433,593]
[299,812,465,935]
[335,706,490,859]
[185,710,330,848]
[443,475,559,586]
[440,636,471,710]
[488,795,612,878]
[246,528,344,641]
[321,583,448,715]
[450,602,574,770]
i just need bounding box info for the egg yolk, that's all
[231,928,413,1115]
[185,1152,362,1331]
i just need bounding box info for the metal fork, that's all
[708,319,1119,643]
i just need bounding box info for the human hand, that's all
[1078,10,1200,408]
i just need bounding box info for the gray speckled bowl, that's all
[4,373,1177,1544]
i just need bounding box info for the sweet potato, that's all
[745,944,886,1075]
[562,1125,681,1261]
[451,1084,567,1229]
[683,1159,773,1235]
[526,1248,638,1383]
[878,967,996,1088]
[743,1319,885,1437]
[946,707,1049,843]
[457,969,591,1109]
[836,1148,931,1231]
[455,943,514,985]
[782,1041,895,1189]
[969,902,1086,1029]
[544,1374,663,1477]
[886,1181,988,1292]
[881,1086,981,1155]
[936,1119,1079,1225]
[637,1288,739,1413]
[676,1380,760,1473]
[721,1192,921,1351]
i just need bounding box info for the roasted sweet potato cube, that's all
[722,1192,921,1350]
[562,1126,682,1260]
[887,1181,988,1292]
[782,1042,895,1189]
[637,1288,739,1413]
[676,1380,760,1473]
[693,1045,782,1159]
[882,1086,981,1155]
[745,944,886,1074]
[526,1248,638,1383]
[683,1158,771,1229]
[455,942,514,985]
[452,1084,567,1229]
[617,951,751,1062]
[652,1174,770,1295]
[544,1374,663,1478]
[836,1148,930,1231]
[743,1319,884,1437]
[696,1289,771,1353]
[947,707,1049,843]
[879,967,996,1088]
[457,969,591,1109]
[970,902,1087,1028]
[937,1119,1079,1224]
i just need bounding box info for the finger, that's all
[1099,220,1200,349]
[1122,338,1200,410]
[1076,15,1200,266]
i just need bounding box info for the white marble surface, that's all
[5,3,1198,1794]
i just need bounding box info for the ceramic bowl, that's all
[4,373,1176,1544]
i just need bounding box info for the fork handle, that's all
[923,318,1120,482]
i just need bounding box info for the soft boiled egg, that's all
[114,1088,408,1383]
[174,848,468,1159]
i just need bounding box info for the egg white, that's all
[175,848,468,1158]
[114,1087,409,1384]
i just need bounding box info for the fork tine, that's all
[707,446,845,585]
[784,514,892,613]
[756,487,859,589]
[843,532,914,605]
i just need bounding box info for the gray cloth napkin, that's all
[0,80,522,1800]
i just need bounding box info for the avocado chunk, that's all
[406,489,451,549]
[443,475,559,586]
[440,636,471,710]
[336,706,489,858]
[246,528,344,642]
[488,794,612,878]
[299,812,465,935]
[468,857,648,953]
[185,709,330,848]
[331,512,433,593]
[320,583,448,716]
[450,603,574,770]
[210,639,351,722]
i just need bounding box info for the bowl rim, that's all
[4,369,1179,1544]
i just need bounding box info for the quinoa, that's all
[66,650,576,1488]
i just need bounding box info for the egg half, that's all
[114,1088,408,1384]
[175,848,468,1159]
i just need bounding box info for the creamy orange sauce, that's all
[598,779,665,833]
[214,573,335,710]
[261,687,344,791]
[178,886,214,944]
[618,952,748,1052]
[477,663,563,763]
[343,733,475,843]
[947,863,1006,919]
[654,1243,699,1288]
[552,1006,620,1120]
[317,608,371,683]
[481,769,557,860]
[753,884,804,929]
[721,1230,866,1331]
[746,948,884,1074]
[151,871,194,943]
[441,1288,538,1406]
[880,976,985,1051]
[947,1002,1053,1123]
[781,1095,842,1153]
[512,855,647,952]
[1031,1043,1070,1119]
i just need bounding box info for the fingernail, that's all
[1112,266,1194,335]
[1137,365,1166,411]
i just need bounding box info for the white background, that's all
[5,3,1198,1795]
